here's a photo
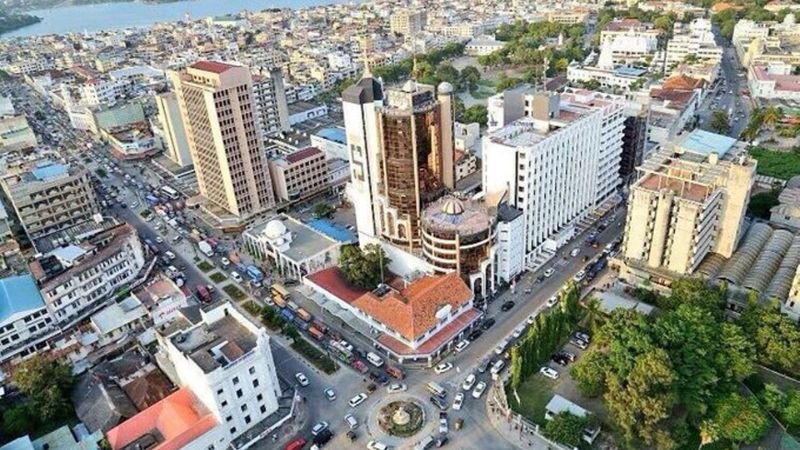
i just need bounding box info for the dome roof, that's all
[438,81,454,95]
[264,220,287,240]
[441,197,465,215]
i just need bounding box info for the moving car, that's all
[312,421,329,436]
[439,413,449,434]
[294,372,309,387]
[501,300,515,311]
[434,362,453,374]
[540,366,559,380]
[324,388,336,401]
[387,383,407,394]
[453,393,464,411]
[345,413,359,430]
[367,441,389,450]
[349,393,368,408]
[544,268,555,277]
[472,381,487,399]
[461,373,476,391]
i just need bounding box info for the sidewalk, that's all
[485,385,568,450]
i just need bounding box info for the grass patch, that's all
[222,284,247,301]
[750,146,800,180]
[291,337,338,374]
[242,300,262,316]
[197,260,214,272]
[209,272,227,283]
[477,79,495,87]
[507,375,557,425]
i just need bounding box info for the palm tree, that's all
[763,106,784,130]
[584,297,604,333]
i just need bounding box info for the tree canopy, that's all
[338,244,390,290]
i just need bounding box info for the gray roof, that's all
[342,76,383,104]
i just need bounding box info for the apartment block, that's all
[169,61,275,221]
[252,67,290,138]
[665,19,723,68]
[483,88,625,267]
[0,274,56,365]
[1,160,99,244]
[0,114,37,153]
[29,223,146,329]
[155,92,193,167]
[620,130,755,282]
[390,10,427,36]
[268,147,328,202]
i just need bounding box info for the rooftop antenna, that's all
[362,43,372,78]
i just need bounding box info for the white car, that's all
[494,339,508,355]
[512,325,526,339]
[434,362,453,374]
[454,340,470,353]
[573,270,586,282]
[312,421,329,436]
[155,236,164,243]
[345,413,359,430]
[165,251,176,260]
[349,393,368,408]
[295,372,309,386]
[472,381,487,399]
[570,247,580,257]
[220,257,230,267]
[387,383,407,394]
[231,271,243,283]
[439,416,449,434]
[527,314,536,325]
[544,268,555,277]
[324,388,336,401]
[540,366,559,380]
[546,296,558,308]
[462,373,476,391]
[453,392,464,411]
[367,441,389,450]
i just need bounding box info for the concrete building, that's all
[665,19,723,68]
[1,160,98,243]
[155,92,193,167]
[252,67,290,137]
[243,215,342,280]
[0,115,37,153]
[600,19,661,64]
[310,127,348,161]
[483,88,625,268]
[103,124,159,160]
[287,101,327,126]
[268,147,328,202]
[465,35,506,56]
[0,274,56,365]
[771,176,800,228]
[169,61,275,222]
[495,204,526,284]
[29,223,146,329]
[748,62,800,100]
[390,10,427,36]
[619,130,755,285]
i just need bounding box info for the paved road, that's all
[697,32,752,138]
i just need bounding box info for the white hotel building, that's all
[665,19,723,68]
[483,88,625,268]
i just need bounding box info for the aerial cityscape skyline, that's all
[1,0,800,449]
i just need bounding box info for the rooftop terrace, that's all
[171,314,257,373]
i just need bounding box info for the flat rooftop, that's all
[171,314,257,373]
[677,129,738,158]
[637,171,711,203]
[247,215,341,261]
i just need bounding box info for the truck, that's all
[246,265,264,282]
[386,366,405,380]
[308,326,325,341]
[351,359,369,374]
[296,308,312,322]
[198,240,214,257]
[311,320,328,334]
[273,296,288,309]
[196,285,211,303]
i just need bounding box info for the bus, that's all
[426,382,447,399]
[161,185,180,200]
[271,283,290,301]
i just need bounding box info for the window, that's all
[233,377,239,385]
[249,366,256,375]
[241,404,248,412]
[236,389,243,398]
[252,379,260,388]
[257,393,263,402]
[260,405,267,414]
[226,415,232,422]
[229,428,237,435]
[244,415,251,424]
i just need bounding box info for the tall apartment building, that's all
[390,10,427,36]
[343,77,455,251]
[169,61,275,220]
[252,67,290,138]
[483,88,625,267]
[106,302,284,450]
[0,274,56,365]
[620,130,755,283]
[268,147,328,202]
[1,160,98,244]
[155,92,193,167]
[29,223,146,329]
[665,19,723,68]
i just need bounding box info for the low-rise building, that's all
[1,160,99,244]
[0,115,37,153]
[268,147,329,202]
[287,101,328,126]
[310,127,348,161]
[131,276,189,327]
[103,124,159,160]
[748,62,800,100]
[465,35,505,56]
[90,296,147,346]
[0,274,56,365]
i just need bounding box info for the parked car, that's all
[461,374,476,391]
[439,413,449,434]
[544,268,555,277]
[453,392,464,411]
[573,270,586,282]
[295,372,309,387]
[546,296,558,308]
[231,271,243,283]
[312,421,329,436]
[454,340,470,353]
[349,393,368,408]
[477,358,492,373]
[345,413,359,430]
[472,381,487,399]
[570,338,589,350]
[512,325,526,339]
[220,257,230,267]
[434,362,453,374]
[481,318,496,330]
[540,366,559,380]
[324,388,336,401]
[430,395,449,411]
[367,441,389,450]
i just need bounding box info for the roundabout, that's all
[377,399,425,438]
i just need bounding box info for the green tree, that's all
[739,299,800,374]
[712,392,770,444]
[463,105,488,127]
[570,348,607,397]
[434,63,460,87]
[2,405,33,436]
[654,15,675,34]
[763,106,784,130]
[283,323,300,341]
[748,188,780,219]
[313,203,335,218]
[510,345,523,389]
[12,356,74,424]
[784,389,800,426]
[337,244,390,290]
[459,66,481,91]
[542,412,589,447]
[583,297,604,333]
[710,110,731,134]
[762,382,787,412]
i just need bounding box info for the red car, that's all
[285,437,306,450]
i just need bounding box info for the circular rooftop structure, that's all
[438,81,454,95]
[441,197,465,216]
[264,220,287,240]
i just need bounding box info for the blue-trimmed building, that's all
[0,274,55,365]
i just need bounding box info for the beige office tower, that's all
[169,61,275,219]
[621,130,755,280]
